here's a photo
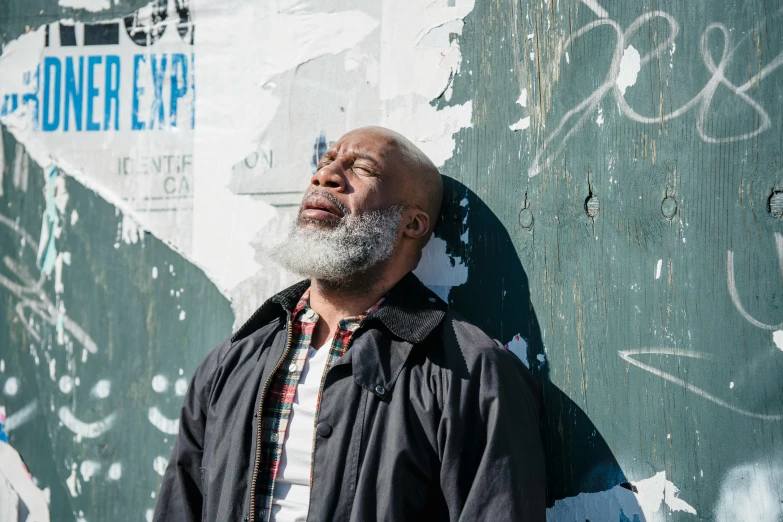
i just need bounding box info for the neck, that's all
[309,273,394,322]
[308,264,408,348]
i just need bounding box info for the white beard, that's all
[269,204,405,285]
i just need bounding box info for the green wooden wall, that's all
[1,0,781,521]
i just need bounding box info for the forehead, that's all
[327,129,401,162]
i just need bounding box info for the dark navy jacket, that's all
[153,273,545,521]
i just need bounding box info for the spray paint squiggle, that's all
[529,8,783,177]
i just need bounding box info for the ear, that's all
[401,207,431,241]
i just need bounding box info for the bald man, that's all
[154,127,546,522]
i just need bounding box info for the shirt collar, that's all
[292,288,384,331]
[231,273,447,344]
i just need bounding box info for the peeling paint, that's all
[773,330,783,351]
[505,334,529,368]
[509,116,531,131]
[413,236,469,302]
[546,471,696,521]
[616,45,641,96]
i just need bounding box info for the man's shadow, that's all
[434,176,633,507]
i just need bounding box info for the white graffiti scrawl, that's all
[618,232,783,422]
[529,4,783,177]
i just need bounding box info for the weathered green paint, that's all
[1,0,782,521]
[0,130,233,521]
[440,0,783,517]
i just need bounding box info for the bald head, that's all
[339,126,443,242]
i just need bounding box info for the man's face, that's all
[299,128,403,226]
[268,129,409,284]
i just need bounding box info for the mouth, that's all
[299,193,346,223]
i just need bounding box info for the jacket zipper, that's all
[249,318,294,522]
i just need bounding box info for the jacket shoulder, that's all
[437,310,533,379]
[197,315,284,386]
[440,310,504,355]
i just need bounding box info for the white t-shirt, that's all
[270,341,331,522]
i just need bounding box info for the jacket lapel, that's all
[336,272,448,395]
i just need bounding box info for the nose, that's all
[311,162,346,192]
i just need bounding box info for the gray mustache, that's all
[300,188,350,216]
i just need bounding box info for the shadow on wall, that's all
[435,176,639,513]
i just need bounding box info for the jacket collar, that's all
[231,272,447,344]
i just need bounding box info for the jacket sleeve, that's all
[438,344,546,521]
[153,344,221,522]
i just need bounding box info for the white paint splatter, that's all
[91,379,111,399]
[152,266,158,279]
[179,310,186,321]
[148,407,179,435]
[151,375,169,393]
[59,375,73,394]
[66,463,81,497]
[70,209,79,225]
[153,456,168,476]
[58,407,116,438]
[505,334,529,368]
[715,462,783,521]
[79,460,100,482]
[596,107,604,126]
[58,0,110,12]
[729,381,734,389]
[0,359,4,372]
[174,378,188,396]
[546,471,696,521]
[536,353,546,363]
[518,89,528,109]
[509,116,531,131]
[616,45,641,96]
[145,509,154,522]
[773,330,783,351]
[49,358,57,382]
[107,462,122,481]
[655,259,662,279]
[54,251,71,297]
[4,400,37,431]
[121,214,144,245]
[3,377,19,396]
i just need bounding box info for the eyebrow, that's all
[322,148,381,167]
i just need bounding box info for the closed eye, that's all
[353,164,378,177]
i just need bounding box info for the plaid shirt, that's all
[256,289,383,522]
